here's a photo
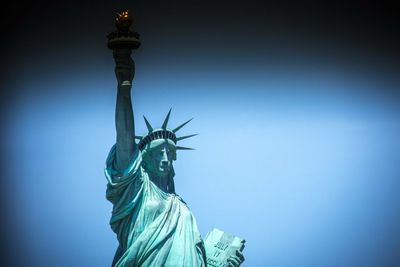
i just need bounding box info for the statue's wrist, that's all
[120,81,132,86]
[118,81,132,92]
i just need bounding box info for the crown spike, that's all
[176,134,198,142]
[143,115,153,132]
[176,146,195,150]
[172,118,193,133]
[162,108,172,129]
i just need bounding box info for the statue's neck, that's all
[149,174,167,189]
[146,171,171,192]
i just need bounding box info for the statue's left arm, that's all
[226,250,245,267]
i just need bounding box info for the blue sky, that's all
[4,57,400,266]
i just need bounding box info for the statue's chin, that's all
[157,168,170,177]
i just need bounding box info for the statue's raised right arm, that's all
[113,48,137,172]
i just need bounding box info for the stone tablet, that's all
[204,228,245,267]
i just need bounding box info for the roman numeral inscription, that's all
[204,228,245,267]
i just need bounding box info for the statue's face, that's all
[143,139,176,177]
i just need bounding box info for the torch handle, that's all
[113,48,135,86]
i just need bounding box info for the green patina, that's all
[105,112,206,266]
[105,10,244,267]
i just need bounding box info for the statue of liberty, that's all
[104,11,245,267]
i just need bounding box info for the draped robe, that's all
[105,145,207,267]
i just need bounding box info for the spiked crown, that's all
[136,109,197,151]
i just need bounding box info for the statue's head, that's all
[142,139,176,177]
[136,109,197,179]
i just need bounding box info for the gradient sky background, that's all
[2,1,400,267]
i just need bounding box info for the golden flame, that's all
[116,10,130,22]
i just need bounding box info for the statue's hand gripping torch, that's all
[107,10,141,86]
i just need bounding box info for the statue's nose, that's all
[161,151,169,163]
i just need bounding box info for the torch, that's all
[107,10,140,86]
[107,10,140,50]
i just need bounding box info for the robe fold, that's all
[105,144,207,267]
